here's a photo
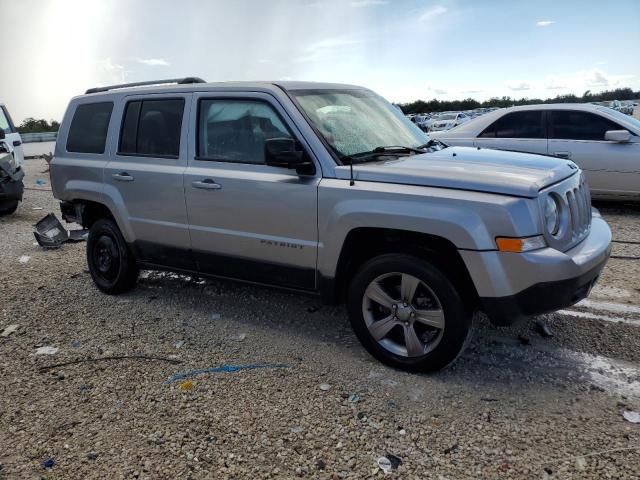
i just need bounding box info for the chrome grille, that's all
[566,175,591,246]
[540,172,592,252]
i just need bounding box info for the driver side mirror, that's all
[604,130,631,143]
[265,138,315,175]
[0,130,5,140]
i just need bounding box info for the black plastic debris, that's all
[34,213,67,248]
[535,320,554,338]
[33,213,88,248]
[517,334,531,346]
[41,457,55,469]
[68,229,89,242]
[444,444,459,454]
[385,453,402,469]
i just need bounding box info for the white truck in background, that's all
[0,103,25,167]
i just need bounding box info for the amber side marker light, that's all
[496,236,546,253]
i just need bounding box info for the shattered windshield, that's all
[291,89,428,159]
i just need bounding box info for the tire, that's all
[347,253,472,372]
[87,218,139,294]
[0,200,19,216]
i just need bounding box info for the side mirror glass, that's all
[604,129,631,143]
[264,138,314,174]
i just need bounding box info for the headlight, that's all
[544,194,560,235]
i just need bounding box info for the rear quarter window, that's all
[66,102,114,154]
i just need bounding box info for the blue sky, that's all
[1,0,638,123]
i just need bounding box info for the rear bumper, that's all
[461,214,612,325]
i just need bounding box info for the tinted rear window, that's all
[119,99,184,157]
[66,102,113,153]
[480,111,544,139]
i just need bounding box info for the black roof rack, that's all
[85,77,206,94]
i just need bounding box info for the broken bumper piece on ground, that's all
[33,213,88,248]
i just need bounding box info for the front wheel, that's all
[87,218,139,294]
[347,254,472,372]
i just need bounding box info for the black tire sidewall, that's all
[87,218,138,294]
[0,200,19,216]
[347,254,471,372]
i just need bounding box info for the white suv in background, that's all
[430,103,640,200]
[0,104,24,167]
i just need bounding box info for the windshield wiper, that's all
[346,145,424,163]
[417,139,448,149]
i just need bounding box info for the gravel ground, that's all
[1,159,639,479]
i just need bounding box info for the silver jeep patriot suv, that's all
[51,78,611,371]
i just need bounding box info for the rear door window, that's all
[119,98,185,157]
[550,110,623,141]
[479,111,544,139]
[66,102,113,154]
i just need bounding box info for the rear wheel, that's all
[0,200,19,216]
[347,254,472,372]
[87,218,138,294]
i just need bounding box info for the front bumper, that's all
[461,214,612,325]
[0,178,24,202]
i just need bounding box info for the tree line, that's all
[16,118,60,134]
[14,87,639,131]
[400,87,640,114]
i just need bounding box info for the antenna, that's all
[349,158,355,186]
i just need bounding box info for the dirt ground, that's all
[1,158,639,479]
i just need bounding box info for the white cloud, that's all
[586,69,609,87]
[541,69,635,91]
[295,35,364,63]
[135,58,170,66]
[419,5,447,22]
[536,20,555,27]
[95,58,126,84]
[433,88,447,95]
[350,0,387,7]
[507,81,532,91]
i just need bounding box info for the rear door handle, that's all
[192,179,222,190]
[112,172,134,182]
[554,151,571,159]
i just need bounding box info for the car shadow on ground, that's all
[120,270,639,402]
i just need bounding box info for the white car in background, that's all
[0,104,24,167]
[429,112,471,131]
[429,103,640,200]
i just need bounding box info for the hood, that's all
[336,146,578,198]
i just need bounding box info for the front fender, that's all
[317,179,539,278]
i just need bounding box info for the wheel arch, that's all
[320,227,479,309]
[61,199,133,243]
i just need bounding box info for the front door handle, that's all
[554,151,571,159]
[192,179,222,190]
[112,172,134,182]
